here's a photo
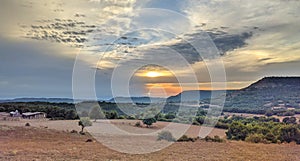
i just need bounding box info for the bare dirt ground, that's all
[0,119,226,138]
[0,120,300,161]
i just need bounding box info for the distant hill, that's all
[166,90,238,103]
[167,90,213,103]
[166,77,300,113]
[108,97,165,104]
[224,77,300,113]
[243,77,300,90]
[0,98,77,103]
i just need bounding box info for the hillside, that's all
[167,77,300,114]
[108,97,165,104]
[0,98,77,104]
[224,77,300,113]
[167,90,213,103]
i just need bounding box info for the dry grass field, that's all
[0,120,300,161]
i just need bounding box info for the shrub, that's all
[105,110,118,119]
[279,125,300,144]
[0,106,5,112]
[265,133,277,143]
[215,122,229,129]
[245,134,264,143]
[78,117,92,133]
[204,136,224,143]
[86,139,93,142]
[127,115,136,120]
[117,115,126,119]
[143,117,156,128]
[135,121,141,127]
[282,117,297,124]
[192,120,200,126]
[25,123,30,127]
[177,135,196,142]
[157,131,176,142]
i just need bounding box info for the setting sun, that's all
[146,71,161,78]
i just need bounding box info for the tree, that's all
[0,106,5,112]
[165,112,176,120]
[89,106,103,122]
[65,110,78,120]
[283,117,297,124]
[105,110,118,119]
[142,117,156,128]
[226,121,248,140]
[78,117,92,133]
[279,125,300,144]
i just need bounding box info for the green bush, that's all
[177,135,196,142]
[135,121,141,127]
[245,134,264,143]
[78,117,92,133]
[126,115,136,120]
[226,118,300,144]
[117,115,126,119]
[143,117,156,128]
[157,131,176,142]
[204,136,224,143]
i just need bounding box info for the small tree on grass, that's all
[142,117,156,128]
[78,117,92,133]
[89,106,103,122]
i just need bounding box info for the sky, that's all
[0,0,300,99]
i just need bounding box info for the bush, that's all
[105,111,118,119]
[177,135,196,142]
[78,117,92,133]
[204,136,224,143]
[135,121,141,127]
[117,115,126,119]
[215,122,229,129]
[127,115,136,120]
[25,123,30,127]
[282,117,297,124]
[157,131,176,142]
[143,117,156,128]
[0,107,5,112]
[245,134,264,143]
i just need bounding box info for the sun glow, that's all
[145,71,161,78]
[135,68,173,78]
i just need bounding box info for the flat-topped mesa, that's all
[244,77,300,90]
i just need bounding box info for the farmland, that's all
[0,119,300,161]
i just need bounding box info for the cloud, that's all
[1,0,300,98]
[22,19,95,48]
[163,30,254,64]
